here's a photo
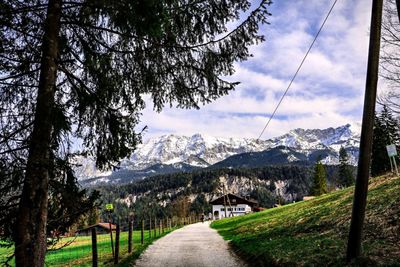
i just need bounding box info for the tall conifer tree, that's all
[371,105,400,176]
[309,160,328,196]
[338,147,354,187]
[0,1,272,265]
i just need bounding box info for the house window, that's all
[232,199,236,203]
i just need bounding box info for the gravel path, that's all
[134,222,247,267]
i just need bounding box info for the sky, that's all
[137,0,385,141]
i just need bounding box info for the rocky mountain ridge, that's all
[75,123,360,184]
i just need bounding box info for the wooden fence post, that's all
[108,213,114,258]
[128,219,133,253]
[141,219,144,244]
[114,224,120,264]
[154,217,157,237]
[149,217,152,239]
[91,228,98,267]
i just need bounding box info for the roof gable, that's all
[210,193,258,206]
[77,222,116,232]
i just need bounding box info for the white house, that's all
[210,193,258,219]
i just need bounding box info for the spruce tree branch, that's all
[0,81,38,88]
[61,0,269,51]
[0,68,40,82]
[0,145,29,155]
[1,22,42,40]
[0,122,33,145]
[0,4,48,15]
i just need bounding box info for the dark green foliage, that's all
[338,147,354,187]
[0,0,272,252]
[380,105,400,146]
[371,114,391,176]
[190,194,211,214]
[309,161,327,196]
[210,146,339,170]
[250,187,276,208]
[371,105,400,176]
[94,164,347,224]
[210,146,308,168]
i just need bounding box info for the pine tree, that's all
[380,105,400,147]
[371,105,400,176]
[0,1,272,265]
[338,147,354,187]
[309,160,328,196]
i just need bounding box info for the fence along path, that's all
[134,221,247,267]
[41,215,198,266]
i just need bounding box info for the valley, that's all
[80,124,360,225]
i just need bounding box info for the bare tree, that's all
[379,0,400,113]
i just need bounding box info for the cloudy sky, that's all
[137,0,383,141]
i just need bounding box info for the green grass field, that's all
[0,227,177,266]
[211,174,400,266]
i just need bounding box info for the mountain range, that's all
[76,123,360,186]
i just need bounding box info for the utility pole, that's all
[226,196,234,217]
[346,0,383,261]
[222,184,227,218]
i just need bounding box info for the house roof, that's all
[210,193,258,206]
[77,222,116,232]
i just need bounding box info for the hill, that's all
[211,174,400,266]
[94,164,354,225]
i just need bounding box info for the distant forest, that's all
[93,164,352,226]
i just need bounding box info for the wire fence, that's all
[42,215,201,266]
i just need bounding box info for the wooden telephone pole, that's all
[346,0,383,261]
[222,184,227,218]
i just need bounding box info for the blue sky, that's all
[138,0,385,140]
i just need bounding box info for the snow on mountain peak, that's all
[75,124,360,180]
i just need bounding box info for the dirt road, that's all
[134,222,247,267]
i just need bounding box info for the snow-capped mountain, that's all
[122,123,360,169]
[75,123,360,182]
[119,133,269,170]
[269,123,360,150]
[72,156,112,180]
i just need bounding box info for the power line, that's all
[257,0,339,140]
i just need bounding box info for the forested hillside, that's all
[94,164,352,226]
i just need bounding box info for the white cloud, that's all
[138,0,373,141]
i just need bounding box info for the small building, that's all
[76,222,116,236]
[210,193,258,220]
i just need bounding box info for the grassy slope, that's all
[212,174,400,266]
[0,228,176,266]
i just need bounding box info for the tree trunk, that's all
[14,0,62,266]
[346,0,383,261]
